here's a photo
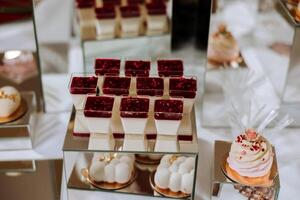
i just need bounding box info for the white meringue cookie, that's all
[169,173,182,192]
[115,162,131,183]
[181,173,193,194]
[0,86,21,118]
[89,161,105,182]
[154,168,170,189]
[184,157,195,171]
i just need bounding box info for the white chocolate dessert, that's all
[120,5,142,37]
[0,86,21,118]
[120,97,150,134]
[145,3,168,34]
[154,99,184,135]
[89,153,135,184]
[154,155,195,194]
[95,6,117,39]
[83,95,115,133]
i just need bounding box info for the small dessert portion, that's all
[69,76,98,110]
[76,0,95,21]
[226,129,274,186]
[120,5,141,37]
[95,6,117,39]
[154,155,195,196]
[76,0,97,40]
[136,77,164,96]
[207,24,240,64]
[145,2,168,35]
[0,86,22,122]
[157,60,184,77]
[102,76,131,95]
[154,99,183,135]
[120,97,149,134]
[169,77,197,113]
[124,60,151,77]
[89,153,135,185]
[94,58,121,76]
[84,96,115,133]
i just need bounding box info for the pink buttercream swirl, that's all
[227,130,273,178]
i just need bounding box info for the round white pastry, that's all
[181,173,193,194]
[154,168,170,189]
[89,153,135,184]
[155,155,195,194]
[169,173,181,192]
[115,162,131,183]
[0,86,21,118]
[89,161,105,182]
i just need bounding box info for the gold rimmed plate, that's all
[135,155,161,165]
[0,98,28,124]
[149,171,191,199]
[81,168,137,190]
[220,153,278,187]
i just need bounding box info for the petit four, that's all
[120,5,142,37]
[0,86,21,118]
[136,77,164,110]
[157,60,184,77]
[69,76,98,110]
[207,24,240,64]
[84,95,115,133]
[169,77,197,113]
[94,58,121,76]
[95,6,117,39]
[89,153,135,184]
[102,76,131,95]
[154,155,195,195]
[226,129,274,186]
[154,99,183,135]
[145,3,168,35]
[120,97,150,134]
[125,60,151,77]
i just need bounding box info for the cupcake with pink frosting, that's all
[225,129,274,186]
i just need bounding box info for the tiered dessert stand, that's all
[63,58,199,199]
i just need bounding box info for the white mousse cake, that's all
[89,153,135,184]
[145,2,168,34]
[169,77,197,113]
[120,5,142,37]
[95,6,117,39]
[154,99,183,135]
[0,86,21,118]
[154,155,195,194]
[120,97,149,134]
[83,95,115,133]
[69,76,98,110]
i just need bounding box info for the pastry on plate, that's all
[226,129,275,186]
[153,155,195,197]
[0,86,25,123]
[207,24,240,64]
[89,153,135,186]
